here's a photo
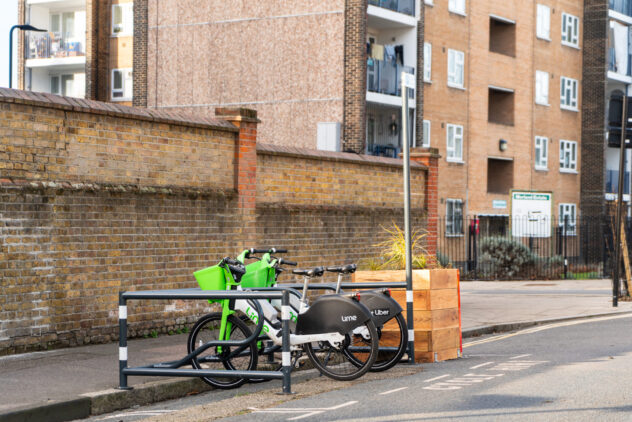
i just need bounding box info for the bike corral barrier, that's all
[118,289,293,394]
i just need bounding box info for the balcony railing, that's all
[368,0,415,17]
[606,169,630,194]
[610,0,632,17]
[26,32,85,60]
[367,59,414,98]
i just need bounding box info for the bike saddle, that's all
[292,266,325,277]
[325,264,357,274]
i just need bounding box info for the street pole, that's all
[8,25,47,89]
[401,72,415,363]
[613,85,630,307]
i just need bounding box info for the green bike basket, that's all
[241,259,275,289]
[194,265,226,291]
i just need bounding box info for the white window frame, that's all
[446,199,464,236]
[50,73,74,96]
[422,120,431,147]
[558,203,577,235]
[535,70,549,106]
[536,4,551,41]
[111,68,133,101]
[559,140,578,173]
[448,0,466,16]
[560,76,578,111]
[447,49,465,89]
[446,124,464,162]
[561,13,579,48]
[535,136,548,170]
[112,3,134,36]
[424,42,432,83]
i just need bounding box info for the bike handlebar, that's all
[278,258,297,266]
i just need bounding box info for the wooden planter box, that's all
[352,269,461,363]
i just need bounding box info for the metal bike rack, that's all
[118,288,293,394]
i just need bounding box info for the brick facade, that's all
[580,0,608,217]
[16,0,25,90]
[133,0,148,107]
[0,89,436,355]
[343,0,368,152]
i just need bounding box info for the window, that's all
[535,70,549,105]
[449,0,466,15]
[535,136,548,170]
[446,199,464,236]
[446,124,464,162]
[50,74,74,96]
[536,4,551,40]
[559,203,577,235]
[422,120,431,147]
[447,49,465,88]
[561,13,579,48]
[50,76,60,95]
[488,87,514,126]
[559,140,577,172]
[424,43,432,82]
[112,68,133,100]
[487,159,514,194]
[560,76,578,110]
[112,3,134,35]
[489,16,516,57]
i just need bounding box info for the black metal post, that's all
[118,292,132,390]
[280,290,293,394]
[8,25,47,89]
[563,215,568,280]
[613,85,629,307]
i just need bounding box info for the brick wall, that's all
[580,0,608,217]
[133,0,148,107]
[0,89,434,355]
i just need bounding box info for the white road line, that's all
[424,374,450,383]
[469,362,494,369]
[250,400,358,421]
[510,354,531,359]
[288,411,324,420]
[379,387,408,395]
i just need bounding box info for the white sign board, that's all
[511,191,552,238]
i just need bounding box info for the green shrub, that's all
[479,237,536,279]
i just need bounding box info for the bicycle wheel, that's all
[304,319,379,381]
[370,312,408,372]
[187,312,258,389]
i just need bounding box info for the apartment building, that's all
[580,0,632,217]
[17,0,134,105]
[132,1,425,154]
[424,0,583,234]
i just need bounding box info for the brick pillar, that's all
[215,108,260,247]
[133,0,148,107]
[580,0,608,217]
[343,0,367,153]
[411,148,440,264]
[85,0,98,100]
[415,2,425,147]
[17,0,25,90]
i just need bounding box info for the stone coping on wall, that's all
[257,143,428,170]
[0,88,238,132]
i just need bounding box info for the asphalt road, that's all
[77,314,632,422]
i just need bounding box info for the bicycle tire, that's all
[187,312,258,389]
[303,319,379,381]
[370,312,408,372]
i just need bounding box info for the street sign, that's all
[510,191,552,238]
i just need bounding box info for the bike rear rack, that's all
[118,288,293,394]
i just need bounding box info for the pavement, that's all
[1,279,632,422]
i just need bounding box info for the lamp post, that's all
[9,24,47,88]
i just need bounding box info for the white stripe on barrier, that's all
[282,306,292,321]
[119,305,127,319]
[119,347,128,361]
[406,291,413,302]
[282,351,291,367]
[408,329,415,341]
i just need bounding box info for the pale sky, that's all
[0,0,19,87]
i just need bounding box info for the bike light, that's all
[354,292,361,301]
[384,288,391,297]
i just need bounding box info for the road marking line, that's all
[250,401,358,421]
[424,374,450,383]
[288,411,324,420]
[510,354,531,359]
[470,362,494,369]
[379,387,408,395]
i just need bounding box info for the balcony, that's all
[368,0,415,17]
[367,59,414,100]
[27,32,84,60]
[606,169,631,194]
[610,0,632,18]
